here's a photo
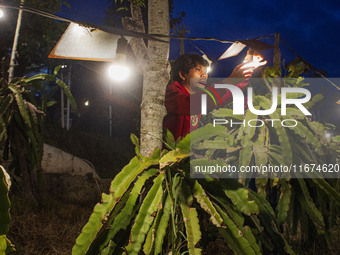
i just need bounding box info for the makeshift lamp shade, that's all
[48,22,131,62]
[218,39,273,60]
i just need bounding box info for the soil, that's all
[7,194,94,255]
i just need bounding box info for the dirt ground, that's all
[7,195,94,255]
[6,191,340,255]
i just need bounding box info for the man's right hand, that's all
[229,63,254,79]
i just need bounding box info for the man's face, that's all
[184,64,208,90]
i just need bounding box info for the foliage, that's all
[193,65,340,252]
[73,133,296,255]
[0,166,15,254]
[105,0,185,32]
[0,66,76,198]
[0,0,68,76]
[74,64,339,255]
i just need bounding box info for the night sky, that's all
[58,0,339,129]
[61,0,340,77]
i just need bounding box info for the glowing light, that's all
[207,66,212,73]
[84,101,89,106]
[242,53,267,69]
[73,23,88,37]
[325,131,332,139]
[108,64,130,81]
[0,9,4,18]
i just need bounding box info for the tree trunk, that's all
[122,2,148,73]
[140,0,170,157]
[122,1,170,156]
[140,0,170,156]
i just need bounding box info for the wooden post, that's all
[273,33,281,88]
[273,33,281,73]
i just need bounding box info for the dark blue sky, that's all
[59,0,339,128]
[62,0,340,78]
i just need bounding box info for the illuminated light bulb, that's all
[84,101,89,106]
[207,66,212,73]
[108,64,130,81]
[242,54,267,69]
[0,9,4,18]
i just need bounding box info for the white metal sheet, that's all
[49,22,130,61]
[218,41,246,60]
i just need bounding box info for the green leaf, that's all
[178,182,202,255]
[253,126,269,177]
[0,96,12,116]
[8,85,32,128]
[130,134,141,158]
[190,124,228,146]
[304,94,323,109]
[0,235,15,255]
[221,180,259,215]
[97,169,158,253]
[192,139,230,150]
[215,204,258,255]
[176,132,190,151]
[126,173,164,255]
[244,108,258,140]
[192,180,223,227]
[56,79,77,111]
[46,101,57,107]
[219,200,262,255]
[154,194,172,255]
[0,166,11,236]
[248,190,295,254]
[310,178,340,206]
[212,108,243,120]
[163,128,176,150]
[290,140,313,163]
[72,157,155,255]
[287,119,322,153]
[258,96,293,164]
[22,73,55,84]
[286,107,306,119]
[159,148,190,169]
[276,180,291,223]
[116,6,128,12]
[296,179,325,228]
[54,65,62,75]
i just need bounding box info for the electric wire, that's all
[1,1,338,90]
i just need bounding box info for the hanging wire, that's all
[280,37,340,91]
[1,2,339,91]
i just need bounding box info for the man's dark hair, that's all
[172,54,209,82]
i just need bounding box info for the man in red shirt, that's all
[163,54,254,141]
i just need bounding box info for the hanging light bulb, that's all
[202,54,213,73]
[108,64,130,81]
[108,37,130,82]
